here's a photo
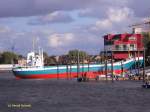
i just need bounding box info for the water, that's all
[0,72,150,112]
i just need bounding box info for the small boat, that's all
[142,83,150,88]
[142,73,150,88]
[12,49,143,79]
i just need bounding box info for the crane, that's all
[129,18,150,27]
[129,17,150,33]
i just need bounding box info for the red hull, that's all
[15,72,78,79]
[15,70,127,79]
[15,72,103,79]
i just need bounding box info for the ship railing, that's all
[15,65,43,69]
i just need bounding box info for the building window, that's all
[130,44,135,50]
[123,45,127,50]
[115,45,119,50]
[129,36,136,40]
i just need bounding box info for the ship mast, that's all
[32,37,35,52]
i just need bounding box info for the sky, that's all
[0,0,149,56]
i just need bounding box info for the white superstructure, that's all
[27,49,44,67]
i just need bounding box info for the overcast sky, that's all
[0,0,149,55]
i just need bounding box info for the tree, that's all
[43,52,49,65]
[142,32,150,66]
[58,55,68,65]
[142,32,150,49]
[0,51,18,64]
[68,49,88,63]
[45,56,57,65]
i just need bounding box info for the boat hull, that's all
[12,57,144,79]
[13,72,78,79]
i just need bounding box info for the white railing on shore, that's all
[0,64,13,70]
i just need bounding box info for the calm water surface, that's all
[0,72,150,112]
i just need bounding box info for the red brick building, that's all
[103,33,144,60]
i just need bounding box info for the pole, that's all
[70,61,72,79]
[82,55,84,76]
[32,37,35,52]
[104,36,107,81]
[121,61,123,78]
[66,55,69,79]
[111,51,114,82]
[77,50,80,78]
[137,49,140,75]
[69,55,71,79]
[88,56,90,72]
[105,50,108,81]
[66,64,69,79]
[57,63,59,79]
[143,48,145,82]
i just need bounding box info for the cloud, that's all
[0,0,148,19]
[88,7,134,34]
[48,33,74,48]
[29,11,74,25]
[78,8,107,19]
[0,26,17,51]
[128,0,150,17]
[0,0,92,18]
[0,26,10,33]
[92,19,112,31]
[78,0,129,18]
[108,7,134,22]
[0,0,149,56]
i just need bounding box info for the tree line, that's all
[142,32,150,66]
[0,50,102,65]
[0,51,20,64]
[44,50,102,65]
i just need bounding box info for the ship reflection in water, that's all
[0,72,150,112]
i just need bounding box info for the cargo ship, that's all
[12,49,143,79]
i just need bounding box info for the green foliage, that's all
[45,56,57,65]
[43,52,57,65]
[0,51,18,64]
[142,32,150,66]
[68,49,88,63]
[142,32,150,48]
[142,32,150,56]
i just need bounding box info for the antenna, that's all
[32,37,35,52]
[32,37,38,52]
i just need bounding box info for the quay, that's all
[0,64,13,71]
